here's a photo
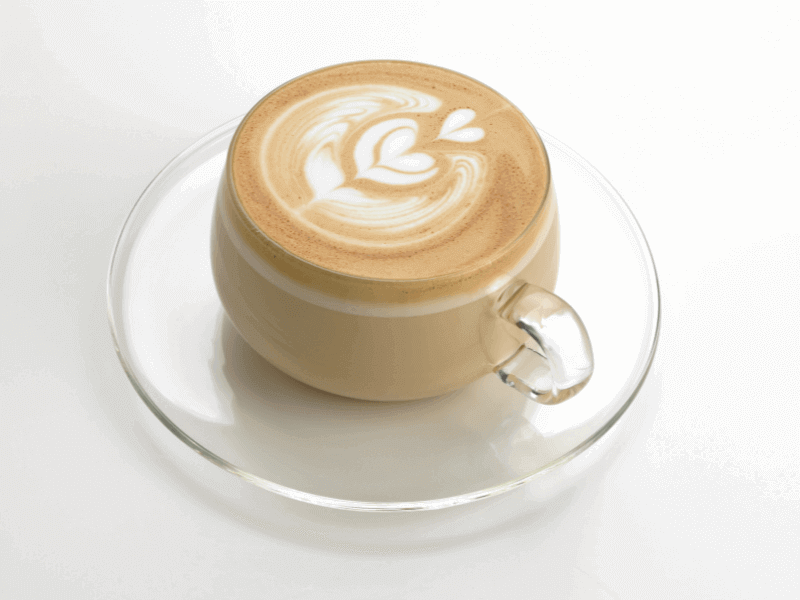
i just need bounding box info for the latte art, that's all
[231,61,550,281]
[265,86,487,247]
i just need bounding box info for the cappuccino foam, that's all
[230,61,550,285]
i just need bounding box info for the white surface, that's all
[1,1,798,598]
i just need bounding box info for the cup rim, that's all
[224,59,553,287]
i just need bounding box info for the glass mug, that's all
[210,62,593,404]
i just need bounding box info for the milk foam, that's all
[231,61,550,283]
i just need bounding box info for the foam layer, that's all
[230,61,550,284]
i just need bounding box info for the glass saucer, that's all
[108,117,659,512]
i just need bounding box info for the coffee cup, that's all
[210,60,593,403]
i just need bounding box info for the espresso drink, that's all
[212,61,561,400]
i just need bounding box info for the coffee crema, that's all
[226,61,552,302]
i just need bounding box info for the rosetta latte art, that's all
[262,86,488,248]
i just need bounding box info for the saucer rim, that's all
[107,116,661,512]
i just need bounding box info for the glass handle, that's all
[495,284,594,405]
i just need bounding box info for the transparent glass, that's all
[496,283,594,404]
[108,117,660,511]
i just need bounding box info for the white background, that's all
[2,1,798,598]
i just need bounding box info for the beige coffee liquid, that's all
[226,61,550,303]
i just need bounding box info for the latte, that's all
[225,61,551,303]
[211,61,588,401]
